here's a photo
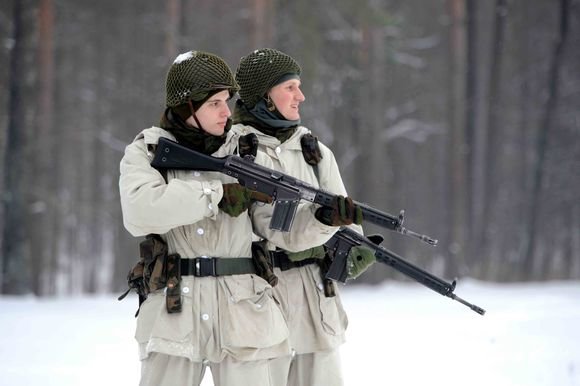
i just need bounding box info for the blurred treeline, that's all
[0,0,578,295]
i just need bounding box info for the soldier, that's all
[119,50,290,386]
[231,48,376,386]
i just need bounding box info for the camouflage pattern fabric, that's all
[219,183,273,217]
[314,195,363,226]
[118,258,147,316]
[165,254,182,314]
[251,240,278,286]
[143,234,169,292]
[119,234,170,315]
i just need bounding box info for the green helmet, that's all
[235,48,302,109]
[165,50,239,108]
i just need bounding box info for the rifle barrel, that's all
[337,227,485,315]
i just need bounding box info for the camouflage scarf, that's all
[160,108,230,155]
[232,100,297,143]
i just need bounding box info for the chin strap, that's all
[188,99,204,131]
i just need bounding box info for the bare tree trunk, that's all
[466,0,497,278]
[355,18,393,284]
[251,0,273,48]
[252,0,266,47]
[481,0,508,280]
[524,0,570,279]
[0,0,12,292]
[514,0,533,281]
[2,0,34,294]
[570,203,580,279]
[358,23,388,218]
[29,0,55,295]
[166,0,180,59]
[447,0,469,275]
[464,0,479,266]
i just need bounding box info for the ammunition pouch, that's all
[165,253,182,314]
[251,240,278,287]
[317,250,337,298]
[117,256,147,314]
[118,234,181,316]
[256,245,336,297]
[120,234,262,315]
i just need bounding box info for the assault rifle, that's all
[325,227,485,315]
[151,137,437,245]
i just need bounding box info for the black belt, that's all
[180,257,256,277]
[269,250,319,271]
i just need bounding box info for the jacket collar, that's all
[136,126,239,157]
[232,123,310,152]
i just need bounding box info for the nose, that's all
[296,88,305,102]
[222,104,231,117]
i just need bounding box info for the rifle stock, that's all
[151,137,227,172]
[152,137,302,230]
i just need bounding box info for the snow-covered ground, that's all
[1,280,579,386]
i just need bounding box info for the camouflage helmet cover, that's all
[165,50,240,108]
[235,48,302,109]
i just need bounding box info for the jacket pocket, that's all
[135,288,193,344]
[219,275,288,349]
[307,267,348,336]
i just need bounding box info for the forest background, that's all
[1,0,579,295]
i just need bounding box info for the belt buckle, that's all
[195,256,216,277]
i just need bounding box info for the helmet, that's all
[165,50,239,108]
[235,48,302,109]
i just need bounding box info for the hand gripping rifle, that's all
[151,138,437,246]
[324,227,485,315]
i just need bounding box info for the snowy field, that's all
[1,279,579,386]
